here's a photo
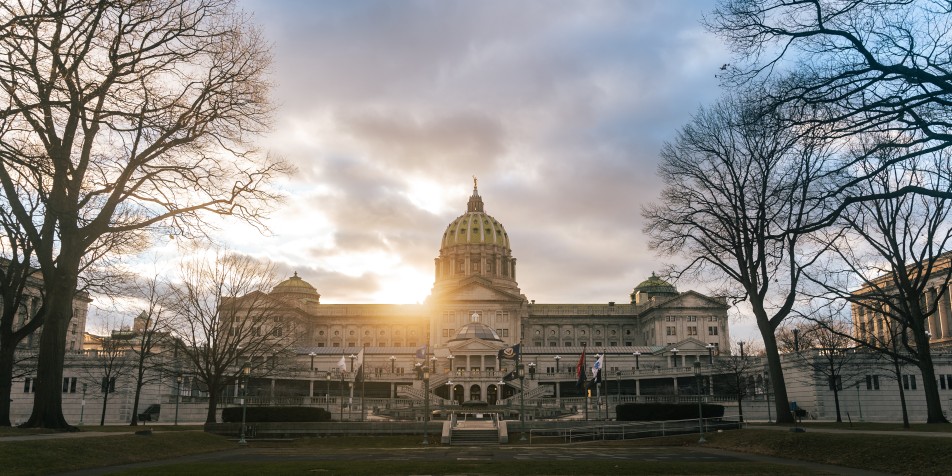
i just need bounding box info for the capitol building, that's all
[273,182,732,409]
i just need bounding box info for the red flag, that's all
[575,346,587,391]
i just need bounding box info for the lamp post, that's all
[528,362,536,380]
[447,380,453,405]
[389,355,397,407]
[448,354,455,375]
[349,353,356,372]
[671,348,679,367]
[616,370,622,401]
[793,328,800,352]
[633,351,641,370]
[519,363,526,441]
[706,343,715,365]
[239,362,251,445]
[80,383,87,425]
[554,355,561,373]
[174,374,183,425]
[325,373,331,414]
[764,370,772,423]
[422,364,431,446]
[389,355,396,373]
[309,352,316,372]
[694,360,705,443]
[339,371,344,421]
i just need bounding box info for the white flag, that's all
[337,355,347,371]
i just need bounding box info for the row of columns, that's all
[855,286,952,341]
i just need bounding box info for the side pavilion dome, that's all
[272,272,320,303]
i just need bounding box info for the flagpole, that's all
[519,320,526,441]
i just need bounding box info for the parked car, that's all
[138,404,161,422]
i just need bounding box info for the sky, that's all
[136,1,757,338]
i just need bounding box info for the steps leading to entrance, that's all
[450,429,499,446]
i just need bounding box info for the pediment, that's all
[652,290,729,311]
[432,277,525,303]
[446,338,506,353]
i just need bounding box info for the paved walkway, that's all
[746,423,952,438]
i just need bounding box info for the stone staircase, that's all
[450,428,499,445]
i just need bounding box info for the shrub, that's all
[616,403,724,421]
[221,406,332,423]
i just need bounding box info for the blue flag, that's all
[415,344,427,359]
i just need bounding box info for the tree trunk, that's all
[100,388,109,426]
[894,360,910,429]
[832,386,842,423]
[130,380,143,426]
[757,317,794,423]
[0,345,15,426]
[914,337,949,423]
[20,288,74,429]
[20,252,82,430]
[205,388,219,424]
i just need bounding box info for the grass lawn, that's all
[2,426,950,475]
[751,421,952,432]
[0,431,232,475]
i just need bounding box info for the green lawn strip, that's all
[110,460,816,476]
[696,429,951,476]
[0,431,232,476]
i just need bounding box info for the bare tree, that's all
[805,150,952,423]
[709,0,952,216]
[0,199,44,426]
[643,90,838,423]
[789,309,866,423]
[714,339,761,422]
[0,0,290,428]
[82,316,135,426]
[170,250,300,424]
[121,276,178,426]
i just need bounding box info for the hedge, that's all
[616,403,724,421]
[221,406,332,423]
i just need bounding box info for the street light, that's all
[422,364,431,446]
[175,374,183,425]
[389,355,396,373]
[693,360,705,443]
[239,362,251,445]
[309,352,316,371]
[706,344,715,365]
[633,351,641,370]
[325,373,331,414]
[518,364,526,441]
[80,383,87,425]
[670,348,679,368]
[448,354,455,375]
[528,362,536,380]
[447,380,454,404]
[349,353,357,372]
[554,355,561,373]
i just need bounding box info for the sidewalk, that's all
[746,423,952,438]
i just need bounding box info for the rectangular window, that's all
[625,341,632,346]
[902,374,918,390]
[610,341,617,346]
[828,375,842,391]
[688,326,697,336]
[63,378,70,393]
[866,375,880,390]
[940,375,947,390]
[534,341,542,346]
[317,343,325,347]
[70,377,77,393]
[24,378,33,393]
[666,326,676,336]
[332,343,339,347]
[708,326,718,336]
[564,341,573,346]
[687,316,697,322]
[595,341,602,346]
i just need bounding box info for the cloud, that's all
[214,1,752,336]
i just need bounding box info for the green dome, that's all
[633,273,678,295]
[440,186,509,249]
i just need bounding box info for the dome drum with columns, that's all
[246,180,731,417]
